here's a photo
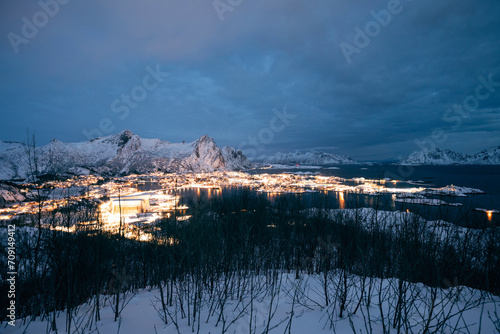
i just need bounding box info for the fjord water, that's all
[138,165,500,227]
[251,164,500,226]
[257,165,499,205]
[327,164,500,209]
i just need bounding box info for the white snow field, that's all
[3,272,500,334]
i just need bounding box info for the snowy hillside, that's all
[3,206,499,333]
[400,146,500,165]
[0,183,25,207]
[256,150,358,165]
[0,130,252,180]
[5,272,498,334]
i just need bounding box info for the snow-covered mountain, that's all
[0,130,252,180]
[473,146,500,164]
[400,146,500,165]
[256,150,358,165]
[0,183,25,207]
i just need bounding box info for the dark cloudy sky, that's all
[1,0,499,160]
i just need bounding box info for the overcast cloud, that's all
[0,0,499,160]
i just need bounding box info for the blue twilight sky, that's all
[0,0,499,161]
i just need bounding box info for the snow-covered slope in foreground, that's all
[0,130,251,180]
[3,209,499,333]
[400,146,500,165]
[257,150,358,165]
[4,272,498,334]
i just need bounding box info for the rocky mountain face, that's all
[400,146,500,165]
[256,150,358,165]
[0,130,252,180]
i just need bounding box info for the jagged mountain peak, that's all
[120,129,134,137]
[476,146,500,154]
[117,129,135,146]
[400,146,500,165]
[195,134,215,144]
[256,150,358,165]
[0,132,252,180]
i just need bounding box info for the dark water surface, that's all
[139,165,500,227]
[254,165,500,207]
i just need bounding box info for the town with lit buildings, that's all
[0,170,494,240]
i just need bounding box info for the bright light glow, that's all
[0,171,488,242]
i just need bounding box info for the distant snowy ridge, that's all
[0,130,251,180]
[256,150,358,165]
[400,146,500,165]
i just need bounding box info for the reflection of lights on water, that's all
[4,171,489,243]
[487,210,493,221]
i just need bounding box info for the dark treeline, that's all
[1,190,499,332]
